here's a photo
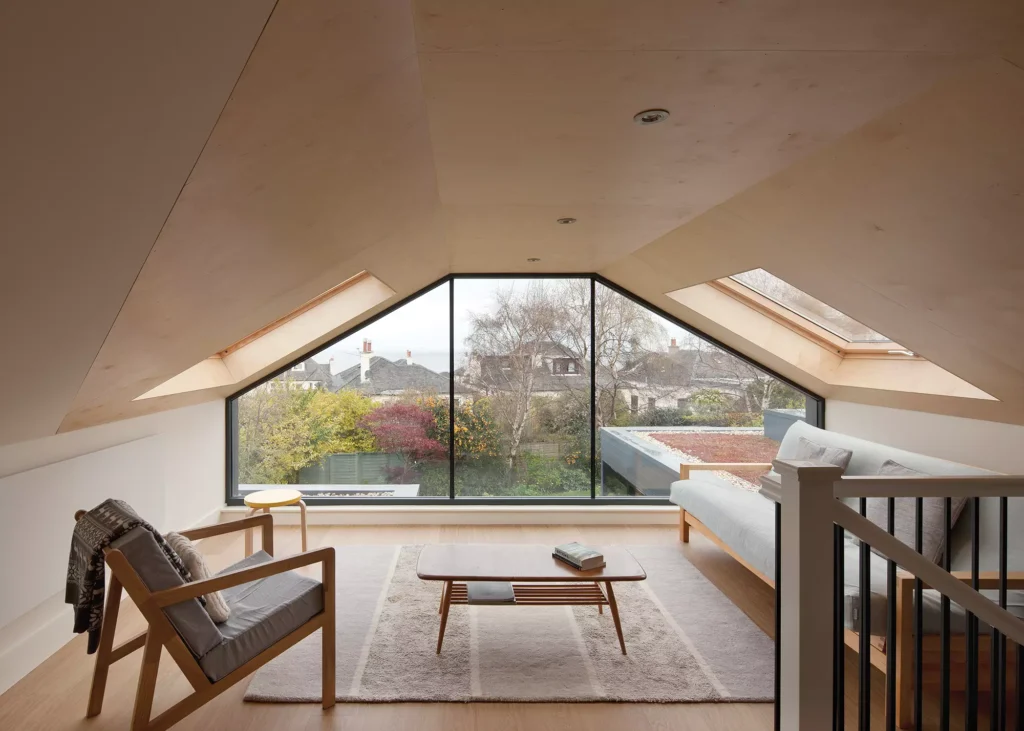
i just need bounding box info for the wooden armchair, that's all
[75,511,336,731]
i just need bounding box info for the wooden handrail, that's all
[834,475,1024,499]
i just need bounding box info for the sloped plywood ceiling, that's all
[3,0,1024,444]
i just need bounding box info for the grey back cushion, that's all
[777,421,1023,580]
[791,436,853,472]
[865,460,968,565]
[110,527,222,658]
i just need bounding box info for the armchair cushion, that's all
[110,527,222,658]
[198,550,324,682]
[165,532,231,623]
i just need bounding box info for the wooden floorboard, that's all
[0,524,992,730]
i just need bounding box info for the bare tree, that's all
[463,282,561,469]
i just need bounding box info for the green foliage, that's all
[625,407,761,428]
[428,397,502,460]
[689,388,729,418]
[237,386,375,485]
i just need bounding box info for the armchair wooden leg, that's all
[131,630,163,731]
[680,508,690,542]
[87,575,123,717]
[321,549,336,710]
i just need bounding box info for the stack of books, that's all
[553,542,606,571]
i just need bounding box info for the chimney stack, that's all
[360,339,373,383]
[668,337,679,354]
[406,349,414,366]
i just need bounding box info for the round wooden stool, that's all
[243,488,307,556]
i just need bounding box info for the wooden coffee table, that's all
[417,544,646,655]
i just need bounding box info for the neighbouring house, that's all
[269,358,335,391]
[462,338,759,415]
[328,339,475,403]
[613,339,754,413]
[462,340,591,399]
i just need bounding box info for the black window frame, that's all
[225,273,825,506]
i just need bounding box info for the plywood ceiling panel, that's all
[424,48,969,271]
[619,57,1024,419]
[0,0,276,445]
[6,0,1024,442]
[59,0,449,431]
[414,0,1021,53]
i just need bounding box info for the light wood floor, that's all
[0,524,993,730]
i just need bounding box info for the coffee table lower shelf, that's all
[435,580,627,655]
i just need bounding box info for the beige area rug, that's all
[244,545,773,703]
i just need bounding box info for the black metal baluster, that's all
[998,496,1008,731]
[915,496,924,729]
[941,497,952,731]
[775,500,781,731]
[1016,642,1023,731]
[837,523,846,731]
[887,497,897,731]
[967,497,980,731]
[860,496,871,731]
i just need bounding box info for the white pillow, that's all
[165,532,231,623]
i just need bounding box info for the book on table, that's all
[552,542,606,571]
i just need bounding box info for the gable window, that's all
[227,275,822,504]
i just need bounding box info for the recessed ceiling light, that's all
[527,257,541,262]
[633,109,670,126]
[556,217,577,225]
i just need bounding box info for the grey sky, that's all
[310,278,696,375]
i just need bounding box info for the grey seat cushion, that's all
[111,527,222,658]
[670,474,777,579]
[198,551,324,682]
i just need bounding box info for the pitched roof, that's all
[331,356,473,396]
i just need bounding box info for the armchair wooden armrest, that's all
[178,514,274,555]
[679,463,773,479]
[149,546,335,608]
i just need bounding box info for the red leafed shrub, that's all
[359,404,446,462]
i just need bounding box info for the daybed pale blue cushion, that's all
[198,550,324,682]
[671,474,777,579]
[111,527,222,658]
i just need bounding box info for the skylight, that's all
[730,269,890,343]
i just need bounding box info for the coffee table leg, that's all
[438,581,449,614]
[595,582,603,614]
[604,581,626,655]
[436,580,453,654]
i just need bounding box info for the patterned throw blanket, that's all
[66,499,197,653]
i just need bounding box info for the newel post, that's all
[772,459,843,731]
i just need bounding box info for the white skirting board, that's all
[219,504,679,526]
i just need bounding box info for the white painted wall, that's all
[826,400,1024,474]
[0,400,225,693]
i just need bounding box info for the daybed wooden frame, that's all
[677,463,1020,729]
[73,511,336,731]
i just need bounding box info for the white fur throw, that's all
[165,532,231,623]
